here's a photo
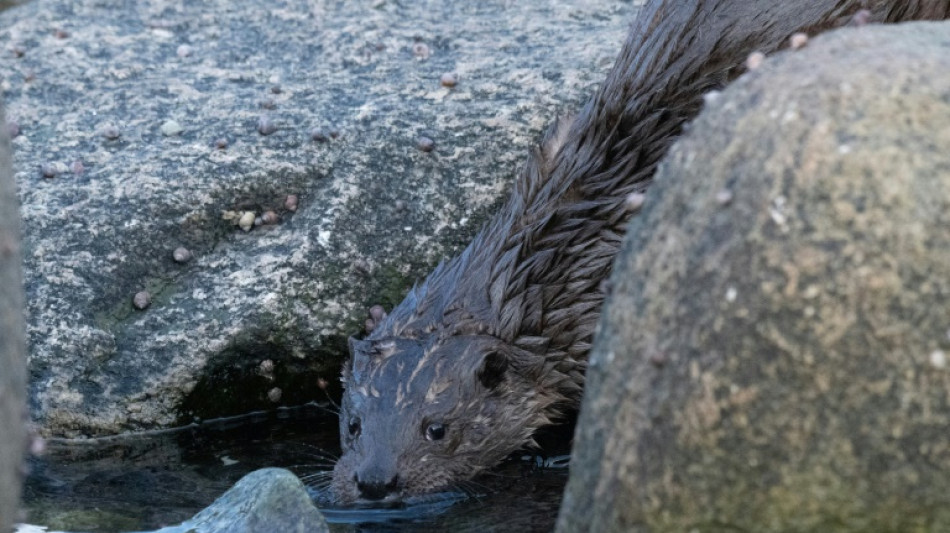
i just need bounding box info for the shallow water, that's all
[22,405,570,533]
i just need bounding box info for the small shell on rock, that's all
[259,98,276,110]
[850,9,872,26]
[649,352,667,368]
[416,136,435,153]
[284,194,298,211]
[702,90,721,105]
[6,121,20,138]
[101,123,121,140]
[624,192,646,212]
[394,199,407,212]
[71,160,84,175]
[214,137,228,149]
[261,210,279,225]
[353,259,371,274]
[176,44,193,57]
[267,387,282,403]
[257,116,277,136]
[172,247,193,263]
[259,359,275,374]
[310,128,328,142]
[160,120,184,137]
[716,189,734,206]
[54,29,69,39]
[365,318,377,334]
[745,51,766,71]
[133,291,151,310]
[270,84,282,94]
[40,162,67,179]
[930,350,947,370]
[439,72,458,88]
[29,435,45,456]
[369,304,387,323]
[11,45,25,58]
[238,211,256,232]
[317,377,328,390]
[789,32,808,50]
[411,42,430,59]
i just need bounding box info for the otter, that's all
[332,0,950,503]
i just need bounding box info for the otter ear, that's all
[476,351,508,390]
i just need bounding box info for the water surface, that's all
[23,405,569,532]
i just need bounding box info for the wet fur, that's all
[332,0,950,503]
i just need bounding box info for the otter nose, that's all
[354,473,399,500]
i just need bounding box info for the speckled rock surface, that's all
[0,0,634,436]
[152,468,328,533]
[0,103,27,533]
[558,21,950,533]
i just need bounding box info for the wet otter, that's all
[332,0,950,502]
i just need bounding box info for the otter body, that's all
[333,0,950,503]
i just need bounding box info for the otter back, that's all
[331,0,950,503]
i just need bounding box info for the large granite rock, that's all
[151,468,328,533]
[0,0,634,436]
[0,101,27,533]
[558,21,950,532]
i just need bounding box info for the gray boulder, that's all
[559,21,950,532]
[0,102,27,533]
[0,0,633,436]
[150,468,328,533]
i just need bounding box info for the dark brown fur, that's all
[332,0,950,503]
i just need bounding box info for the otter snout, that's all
[354,464,400,500]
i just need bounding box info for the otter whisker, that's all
[289,464,335,473]
[292,442,340,460]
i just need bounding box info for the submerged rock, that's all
[152,468,328,533]
[559,21,950,532]
[0,0,633,436]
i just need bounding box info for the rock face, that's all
[558,21,950,533]
[0,103,27,533]
[0,0,633,436]
[152,468,328,533]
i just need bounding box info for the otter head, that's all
[331,331,547,503]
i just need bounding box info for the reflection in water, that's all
[22,405,570,533]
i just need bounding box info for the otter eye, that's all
[348,417,361,437]
[425,422,445,441]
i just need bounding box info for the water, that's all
[22,405,570,532]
